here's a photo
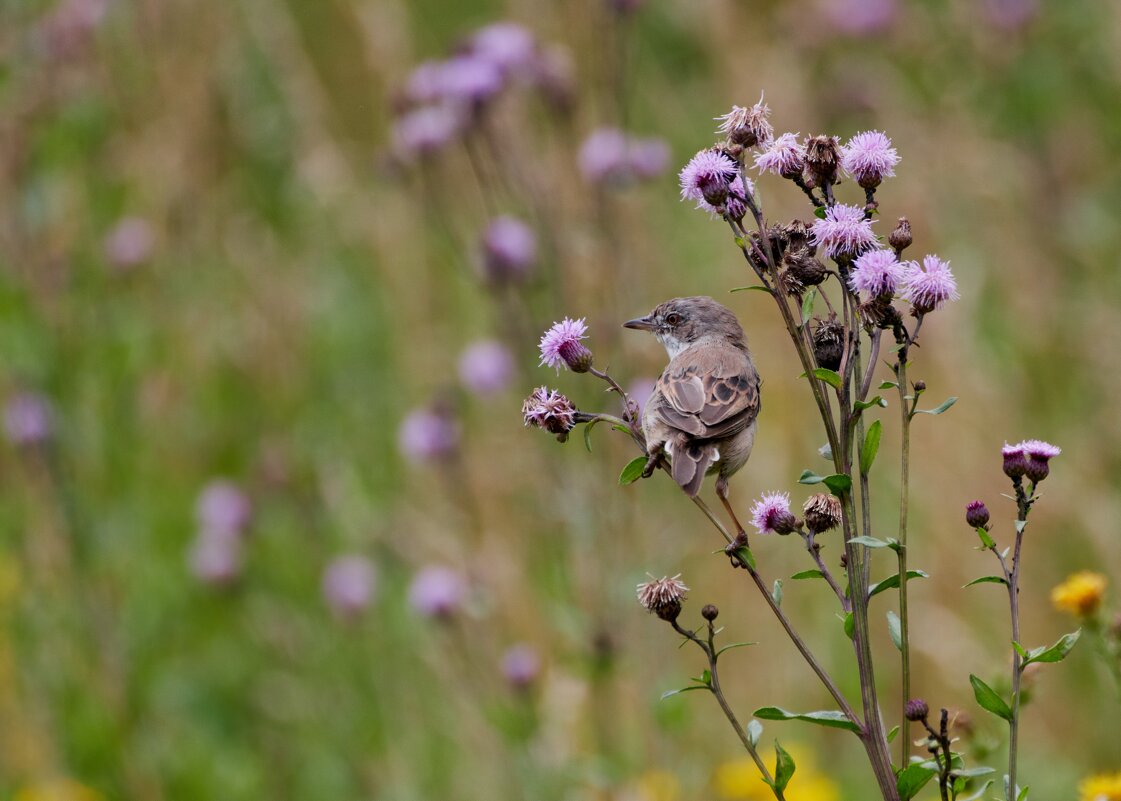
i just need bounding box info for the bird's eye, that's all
[665,313,682,326]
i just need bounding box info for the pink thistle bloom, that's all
[470,22,536,74]
[811,204,877,259]
[1002,442,1029,478]
[841,130,899,188]
[322,555,378,619]
[392,105,461,158]
[1018,439,1061,461]
[628,137,671,180]
[522,387,577,435]
[103,216,155,270]
[500,643,541,688]
[458,340,515,395]
[440,55,504,107]
[750,491,796,535]
[679,149,751,218]
[398,406,460,463]
[403,60,448,105]
[753,132,805,178]
[849,249,905,296]
[408,566,467,618]
[480,216,537,282]
[196,480,253,536]
[4,392,53,446]
[538,317,592,372]
[901,255,959,312]
[715,96,774,148]
[188,528,243,586]
[529,45,575,111]
[579,128,631,184]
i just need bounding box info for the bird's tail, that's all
[669,436,718,498]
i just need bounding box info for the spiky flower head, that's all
[754,132,805,178]
[1001,442,1029,479]
[522,386,577,436]
[841,130,899,189]
[1020,438,1060,482]
[965,500,990,529]
[538,317,593,372]
[812,316,845,371]
[679,149,750,218]
[904,698,929,722]
[636,574,689,622]
[811,203,877,259]
[1052,572,1107,618]
[803,493,842,534]
[803,135,842,186]
[750,491,796,535]
[901,255,959,312]
[716,96,774,148]
[849,249,905,297]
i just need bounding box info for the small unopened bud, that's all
[1024,458,1049,483]
[904,698,929,722]
[812,317,845,371]
[803,493,843,534]
[637,575,689,622]
[804,135,841,186]
[1002,443,1028,480]
[889,218,913,252]
[965,500,990,529]
[913,380,926,392]
[701,604,719,621]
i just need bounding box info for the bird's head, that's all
[623,296,746,359]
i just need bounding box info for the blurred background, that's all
[2,0,1120,798]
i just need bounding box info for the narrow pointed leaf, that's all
[1021,629,1081,667]
[886,725,900,743]
[731,285,773,294]
[732,545,756,570]
[960,780,993,801]
[860,419,883,475]
[868,570,929,600]
[660,686,710,699]
[896,764,937,801]
[975,527,996,549]
[810,367,842,389]
[715,641,758,658]
[970,674,1013,721]
[583,418,600,452]
[963,575,1007,588]
[619,456,648,485]
[772,579,783,607]
[843,611,855,639]
[951,767,996,778]
[752,707,860,733]
[847,535,891,548]
[915,396,957,415]
[822,473,852,495]
[801,288,817,328]
[791,569,826,581]
[773,741,795,792]
[798,469,825,484]
[887,610,902,651]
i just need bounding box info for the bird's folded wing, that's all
[655,350,759,440]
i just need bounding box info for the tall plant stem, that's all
[1006,484,1030,801]
[894,355,914,764]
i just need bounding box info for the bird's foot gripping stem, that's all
[641,450,664,479]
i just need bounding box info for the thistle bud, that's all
[904,698,929,722]
[1002,443,1028,480]
[889,217,913,252]
[965,500,990,529]
[803,135,841,187]
[812,317,845,371]
[913,380,926,392]
[701,604,719,621]
[637,575,689,622]
[803,493,843,534]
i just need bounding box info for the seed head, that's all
[637,575,689,622]
[785,250,827,288]
[812,317,845,371]
[803,493,843,534]
[803,135,842,186]
[715,95,774,149]
[965,500,990,529]
[522,387,577,436]
[754,132,805,178]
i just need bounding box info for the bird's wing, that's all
[653,345,760,441]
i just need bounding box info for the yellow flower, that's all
[713,753,839,801]
[636,770,681,801]
[1051,571,1107,617]
[14,779,103,801]
[1080,772,1121,801]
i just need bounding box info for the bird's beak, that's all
[623,316,655,331]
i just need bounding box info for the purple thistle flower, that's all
[539,318,593,372]
[439,54,505,107]
[579,128,631,185]
[753,132,805,178]
[188,528,243,586]
[849,249,905,297]
[529,45,575,111]
[522,387,577,435]
[470,22,536,74]
[841,130,899,189]
[750,491,796,535]
[982,0,1038,30]
[820,0,898,36]
[679,149,751,218]
[965,500,990,529]
[1019,439,1061,461]
[103,216,155,270]
[500,643,541,688]
[403,60,448,105]
[322,555,378,619]
[628,137,671,180]
[901,255,959,312]
[458,340,515,395]
[4,392,53,446]
[715,96,774,148]
[196,480,253,536]
[398,406,460,463]
[811,204,877,259]
[480,215,537,282]
[392,105,461,158]
[408,565,467,618]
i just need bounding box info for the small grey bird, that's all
[624,296,761,530]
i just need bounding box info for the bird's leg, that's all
[716,475,749,543]
[641,443,665,478]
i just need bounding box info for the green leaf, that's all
[854,395,887,411]
[886,725,900,743]
[732,545,756,570]
[1018,784,1029,801]
[813,206,827,219]
[715,641,758,658]
[773,741,795,793]
[843,611,855,639]
[887,610,902,651]
[1021,629,1081,667]
[822,473,852,496]
[660,686,710,699]
[791,569,826,580]
[583,418,600,452]
[1012,641,1028,660]
[879,380,899,389]
[752,707,860,733]
[896,763,937,801]
[809,367,843,389]
[800,288,817,326]
[915,396,958,416]
[734,236,747,248]
[730,285,773,294]
[975,526,996,549]
[798,469,825,484]
[772,579,783,607]
[951,767,996,779]
[960,780,994,801]
[747,719,763,747]
[847,536,891,548]
[970,674,1013,722]
[868,570,929,600]
[860,420,883,475]
[963,575,1008,588]
[619,456,648,485]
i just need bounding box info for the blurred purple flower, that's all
[408,565,467,618]
[480,215,537,282]
[440,54,504,107]
[398,406,460,463]
[539,317,591,372]
[811,204,876,259]
[607,0,646,14]
[529,45,575,111]
[820,0,898,36]
[103,217,155,270]
[901,255,959,312]
[750,491,795,535]
[522,386,577,435]
[4,392,53,446]
[715,96,774,148]
[501,643,541,688]
[188,528,243,586]
[196,480,253,536]
[470,22,536,74]
[841,130,899,188]
[40,0,108,60]
[626,378,657,415]
[628,137,671,180]
[849,249,904,296]
[579,128,631,185]
[458,340,515,395]
[322,555,378,619]
[982,0,1038,30]
[404,60,448,105]
[753,132,805,178]
[392,105,461,158]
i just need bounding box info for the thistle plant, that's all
[522,96,1081,800]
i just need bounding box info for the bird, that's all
[624,296,760,535]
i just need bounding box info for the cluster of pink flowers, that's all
[1002,439,1061,482]
[578,128,670,186]
[847,249,958,311]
